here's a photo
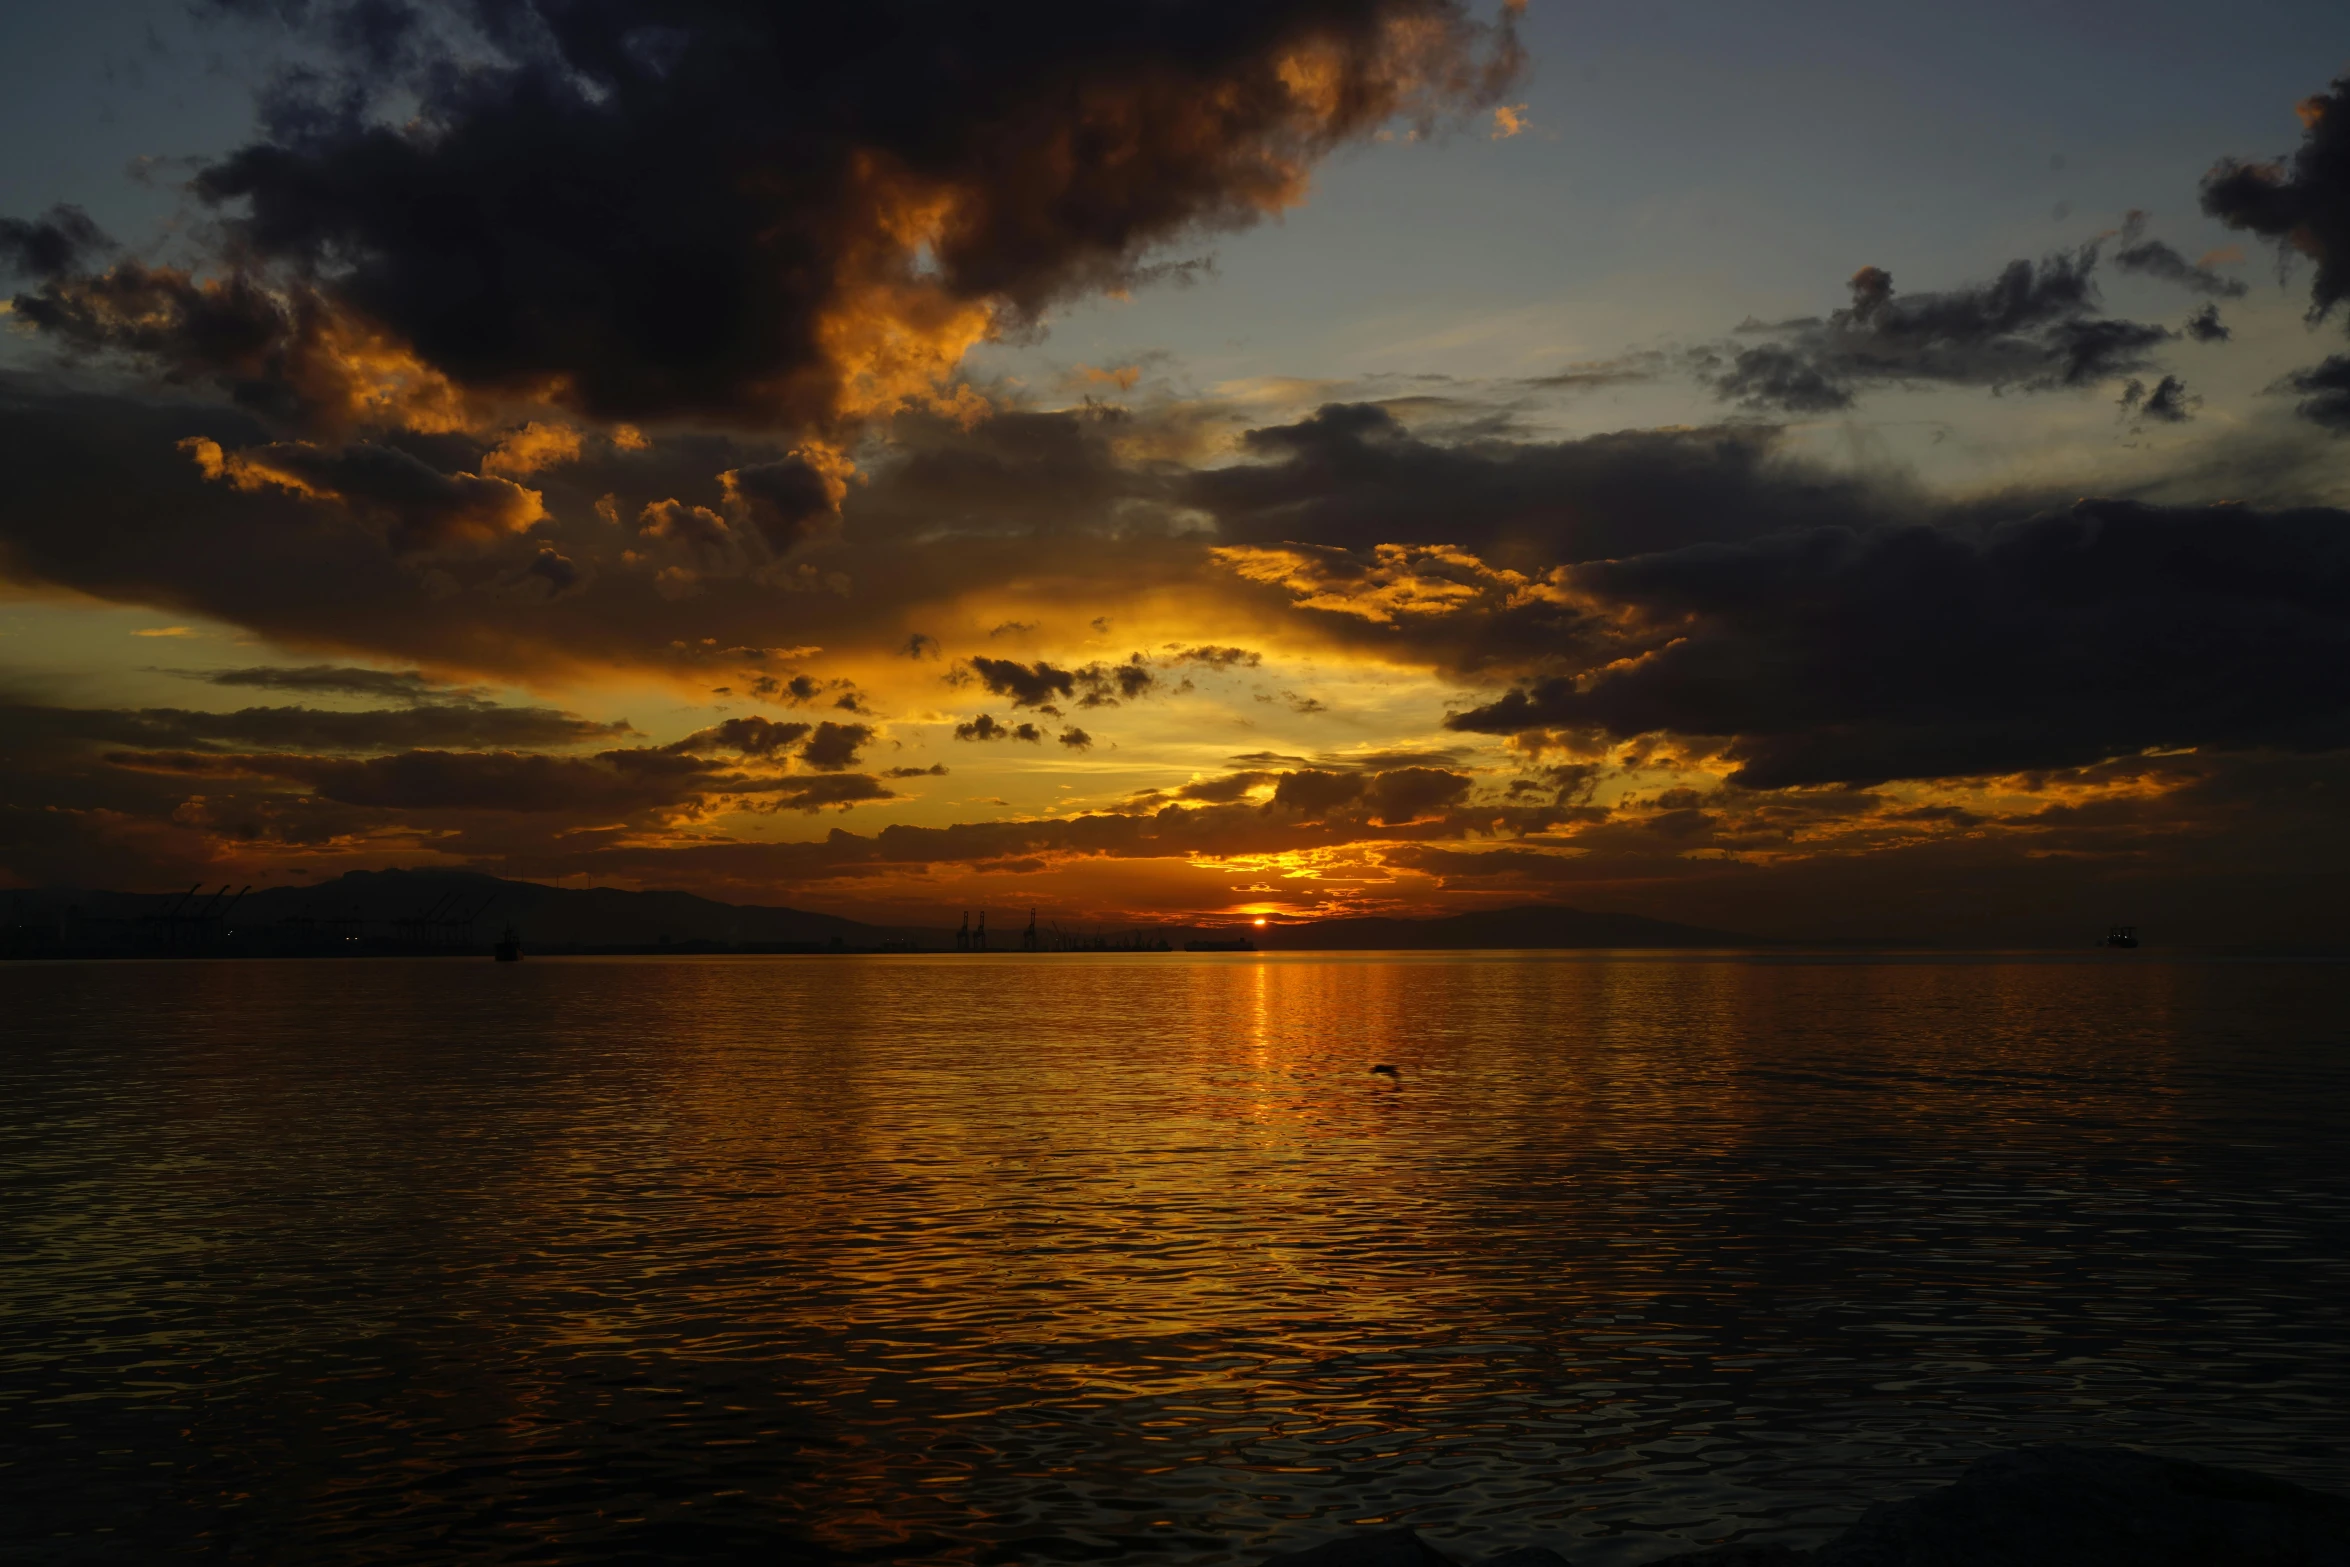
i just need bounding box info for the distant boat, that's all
[1185,937,1256,952]
[2105,925,2139,949]
[494,926,523,962]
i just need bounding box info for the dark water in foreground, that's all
[2,953,2345,1564]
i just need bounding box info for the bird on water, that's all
[1370,1064,1400,1078]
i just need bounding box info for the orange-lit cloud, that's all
[482,422,585,476]
[1073,363,1145,392]
[1214,541,1569,625]
[11,263,483,437]
[180,436,547,555]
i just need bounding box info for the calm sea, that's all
[2,953,2345,1564]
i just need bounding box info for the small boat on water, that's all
[2105,925,2139,949]
[494,926,523,962]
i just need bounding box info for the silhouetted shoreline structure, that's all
[0,882,255,956]
[394,888,498,952]
[1044,923,1174,952]
[946,906,1174,953]
[137,883,250,953]
[2,872,929,959]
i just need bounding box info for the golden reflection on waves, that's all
[0,953,2344,1565]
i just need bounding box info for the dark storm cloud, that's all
[110,745,718,814]
[0,759,383,889]
[2280,355,2350,432]
[557,770,1515,881]
[959,657,1078,709]
[532,803,1289,883]
[193,664,486,704]
[667,715,871,771]
[1363,766,1474,823]
[1165,645,1263,670]
[0,686,917,888]
[481,759,1578,902]
[1178,770,1274,804]
[849,404,1166,541]
[100,740,896,817]
[721,457,839,551]
[18,360,2338,729]
[2183,303,2232,343]
[0,363,1941,696]
[11,0,1519,436]
[2120,375,2195,424]
[1520,350,1674,393]
[744,773,898,813]
[2204,79,2350,431]
[5,264,393,436]
[509,544,585,599]
[1079,656,1158,707]
[96,743,2292,947]
[954,714,1043,743]
[2203,76,2350,325]
[181,435,546,555]
[1271,767,1364,817]
[1172,761,1469,825]
[1505,760,1602,806]
[1444,499,2350,787]
[752,673,841,707]
[668,716,813,757]
[0,205,113,279]
[1192,404,1907,561]
[956,653,1157,710]
[1709,344,1850,414]
[0,382,1225,684]
[2112,211,2249,298]
[1382,843,1593,884]
[636,497,736,559]
[1708,252,2172,413]
[1,700,627,754]
[796,721,874,773]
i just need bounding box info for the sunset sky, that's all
[4,0,2349,943]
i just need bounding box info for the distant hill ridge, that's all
[10,869,1770,953]
[12,868,930,953]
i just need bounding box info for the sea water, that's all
[2,952,2344,1563]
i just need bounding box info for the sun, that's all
[1253,917,1267,926]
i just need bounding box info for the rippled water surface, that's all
[3,953,2346,1564]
